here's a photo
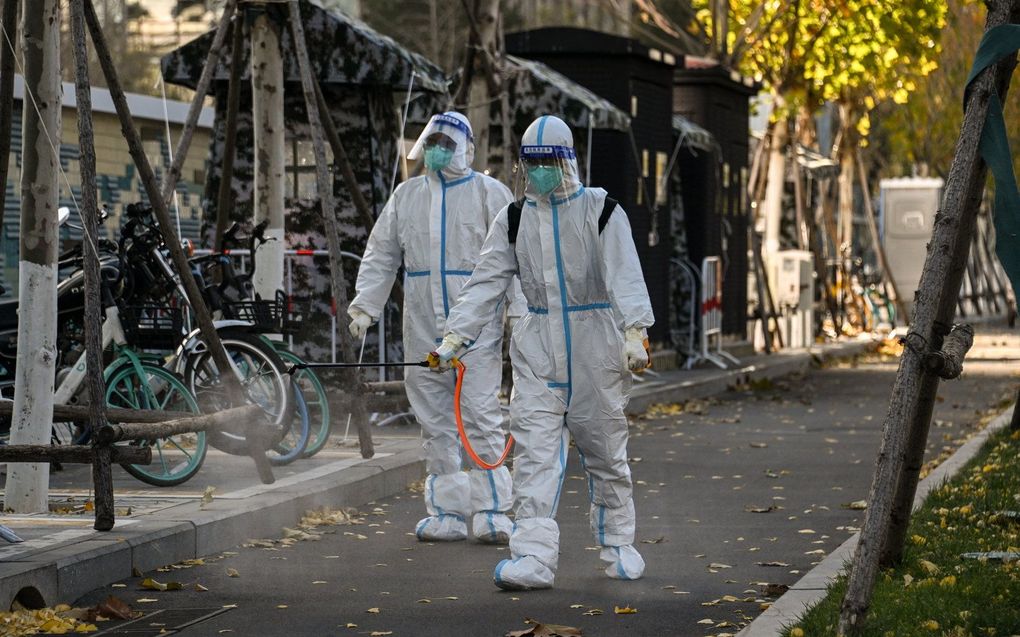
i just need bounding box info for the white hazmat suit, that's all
[349,112,521,543]
[438,115,654,589]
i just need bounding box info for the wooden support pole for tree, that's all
[923,323,974,380]
[0,445,150,464]
[214,11,246,251]
[878,2,1020,575]
[0,401,191,423]
[312,81,376,235]
[69,0,107,450]
[91,445,114,530]
[0,0,16,219]
[287,0,373,458]
[838,2,1020,632]
[95,405,265,444]
[855,149,909,325]
[311,78,402,303]
[159,0,237,206]
[83,0,244,406]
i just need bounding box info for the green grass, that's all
[784,427,1020,637]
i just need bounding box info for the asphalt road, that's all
[75,358,1018,637]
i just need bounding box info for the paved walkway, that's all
[58,351,1017,636]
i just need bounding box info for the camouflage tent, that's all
[161,0,633,364]
[483,55,631,179]
[161,0,448,364]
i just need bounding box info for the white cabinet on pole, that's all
[769,250,814,349]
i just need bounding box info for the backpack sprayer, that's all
[287,357,514,469]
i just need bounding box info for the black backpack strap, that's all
[598,196,618,234]
[507,198,526,244]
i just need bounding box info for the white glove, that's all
[624,327,650,372]
[348,308,374,340]
[429,333,465,373]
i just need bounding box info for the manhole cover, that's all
[93,606,232,635]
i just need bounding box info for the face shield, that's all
[408,112,475,177]
[513,116,583,202]
[514,143,582,202]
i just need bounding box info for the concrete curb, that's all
[0,446,425,608]
[736,403,1018,637]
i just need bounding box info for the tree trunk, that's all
[855,149,909,325]
[5,0,61,514]
[213,13,245,251]
[69,0,107,454]
[838,1,1019,632]
[159,0,237,207]
[762,101,788,262]
[83,0,243,403]
[0,0,16,221]
[287,0,373,459]
[251,11,286,301]
[465,0,500,171]
[835,102,857,328]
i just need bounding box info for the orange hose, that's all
[452,359,514,470]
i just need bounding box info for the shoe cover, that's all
[415,514,467,541]
[493,555,555,590]
[471,511,512,544]
[600,545,645,580]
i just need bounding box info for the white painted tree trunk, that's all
[762,112,789,263]
[251,13,285,300]
[5,0,61,513]
[467,0,499,172]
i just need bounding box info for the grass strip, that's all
[785,428,1020,636]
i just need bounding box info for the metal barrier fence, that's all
[192,248,388,381]
[687,256,739,370]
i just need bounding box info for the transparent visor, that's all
[408,113,472,174]
[513,144,582,202]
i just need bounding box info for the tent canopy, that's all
[505,55,630,132]
[161,0,447,94]
[672,114,718,154]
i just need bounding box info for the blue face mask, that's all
[424,145,455,172]
[527,165,564,196]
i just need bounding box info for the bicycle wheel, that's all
[183,330,291,456]
[106,363,206,487]
[274,348,332,458]
[268,380,311,466]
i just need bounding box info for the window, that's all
[286,138,334,200]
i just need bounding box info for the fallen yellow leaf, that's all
[614,605,638,614]
[366,608,380,614]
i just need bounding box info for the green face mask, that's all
[527,165,564,196]
[424,145,455,171]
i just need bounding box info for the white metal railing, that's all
[192,248,388,381]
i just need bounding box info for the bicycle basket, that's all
[119,304,184,350]
[224,291,309,335]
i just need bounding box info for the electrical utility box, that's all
[768,250,814,349]
[879,178,944,318]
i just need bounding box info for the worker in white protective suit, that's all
[430,115,654,590]
[348,112,522,544]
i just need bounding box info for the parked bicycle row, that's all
[0,202,338,487]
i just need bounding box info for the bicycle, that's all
[0,207,206,486]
